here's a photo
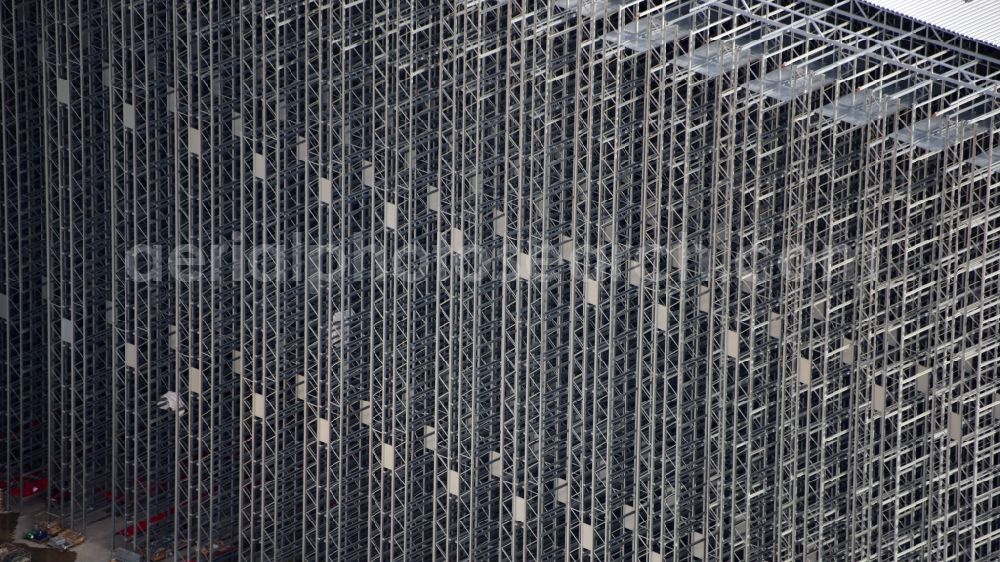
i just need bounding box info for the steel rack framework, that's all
[169,0,241,557]
[40,0,113,531]
[5,0,1000,560]
[297,1,375,559]
[0,2,48,509]
[1,0,46,512]
[368,1,444,559]
[107,0,179,554]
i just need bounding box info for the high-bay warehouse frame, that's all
[3,0,1000,560]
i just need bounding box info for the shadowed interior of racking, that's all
[3,0,1000,560]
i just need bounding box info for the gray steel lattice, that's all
[3,0,1000,560]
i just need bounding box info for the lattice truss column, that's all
[368,0,443,559]
[171,0,241,557]
[296,0,375,560]
[431,0,507,560]
[0,0,46,509]
[858,90,998,561]
[552,3,729,561]
[306,1,377,560]
[296,3,338,560]
[107,0,177,554]
[40,0,112,531]
[688,13,788,562]
[494,1,596,560]
[731,5,1000,562]
[566,6,654,561]
[626,14,721,562]
[236,0,312,558]
[636,7,779,561]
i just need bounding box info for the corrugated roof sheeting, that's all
[860,0,1000,48]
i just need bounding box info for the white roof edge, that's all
[859,0,1000,49]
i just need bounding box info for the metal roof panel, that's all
[860,0,1000,48]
